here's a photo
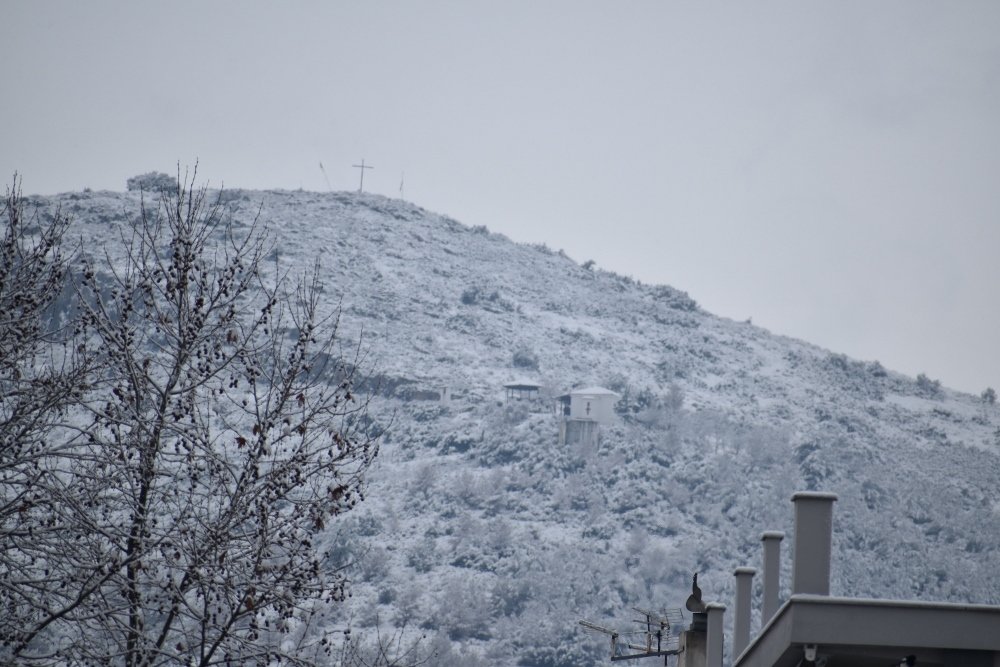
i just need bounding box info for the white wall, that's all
[569,392,617,425]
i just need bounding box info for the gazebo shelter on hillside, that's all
[503,381,541,403]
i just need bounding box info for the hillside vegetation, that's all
[25,187,1000,666]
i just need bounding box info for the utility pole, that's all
[352,159,374,193]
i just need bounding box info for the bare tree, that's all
[334,623,430,667]
[0,177,92,654]
[0,175,79,501]
[5,173,379,665]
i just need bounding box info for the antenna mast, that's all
[579,607,682,663]
[319,161,333,192]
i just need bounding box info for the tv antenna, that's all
[580,607,683,663]
[352,159,374,193]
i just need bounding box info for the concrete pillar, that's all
[791,491,838,596]
[760,531,785,623]
[706,603,726,667]
[733,567,756,657]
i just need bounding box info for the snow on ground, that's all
[29,187,1000,667]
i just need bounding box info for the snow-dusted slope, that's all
[33,188,1000,666]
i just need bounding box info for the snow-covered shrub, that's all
[495,401,530,426]
[407,535,438,573]
[515,620,604,667]
[441,432,477,454]
[125,171,177,193]
[358,546,391,582]
[214,188,248,204]
[512,345,539,370]
[476,434,526,466]
[460,287,480,305]
[450,470,484,507]
[460,285,515,311]
[392,585,423,628]
[916,373,942,397]
[650,284,698,311]
[355,514,384,537]
[491,577,533,617]
[325,530,361,570]
[411,404,446,422]
[794,439,838,490]
[408,463,438,499]
[487,518,515,557]
[427,576,493,640]
[982,387,996,405]
[827,353,850,371]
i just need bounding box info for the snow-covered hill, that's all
[30,187,1000,666]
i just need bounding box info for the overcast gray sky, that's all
[3,1,998,395]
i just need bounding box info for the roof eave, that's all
[735,595,1000,667]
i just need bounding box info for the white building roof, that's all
[569,386,620,397]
